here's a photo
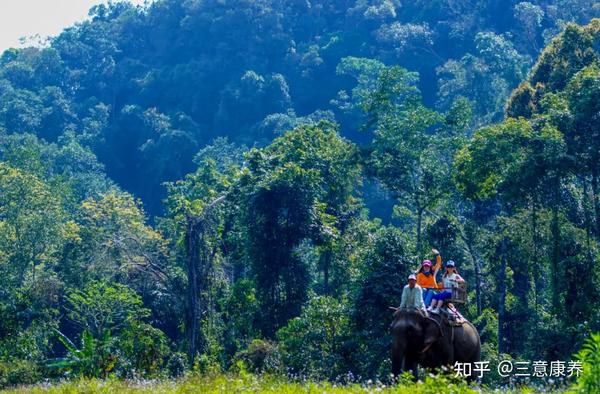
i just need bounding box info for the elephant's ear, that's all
[424,316,444,343]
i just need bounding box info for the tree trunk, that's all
[530,200,540,321]
[416,206,423,259]
[470,246,482,316]
[185,217,200,365]
[583,179,595,264]
[498,236,508,355]
[476,261,482,316]
[551,204,560,314]
[459,216,482,316]
[183,195,226,366]
[591,169,600,238]
[464,226,482,316]
[322,249,331,294]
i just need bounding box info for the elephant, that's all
[390,307,481,379]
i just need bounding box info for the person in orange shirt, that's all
[415,248,442,307]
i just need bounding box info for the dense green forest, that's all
[1,0,600,391]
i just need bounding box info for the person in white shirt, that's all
[428,260,464,314]
[399,274,426,311]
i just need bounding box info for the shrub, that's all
[573,332,600,393]
[47,329,116,378]
[0,359,41,388]
[115,322,169,378]
[165,352,188,378]
[232,339,283,374]
[276,294,350,380]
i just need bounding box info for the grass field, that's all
[0,372,571,394]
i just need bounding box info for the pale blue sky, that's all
[0,0,148,52]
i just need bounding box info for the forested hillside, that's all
[0,0,596,213]
[1,0,600,391]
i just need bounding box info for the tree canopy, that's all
[1,2,600,390]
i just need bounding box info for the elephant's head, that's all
[391,308,443,344]
[390,308,444,373]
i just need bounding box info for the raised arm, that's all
[432,249,442,273]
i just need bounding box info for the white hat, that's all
[408,274,417,281]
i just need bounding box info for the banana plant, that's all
[47,329,117,378]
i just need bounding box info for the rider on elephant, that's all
[416,248,442,306]
[399,274,426,312]
[391,257,479,380]
[428,260,464,314]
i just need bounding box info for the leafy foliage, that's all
[47,329,116,379]
[276,294,351,380]
[574,333,600,393]
[1,2,600,391]
[65,281,150,336]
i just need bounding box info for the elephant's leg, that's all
[405,355,419,380]
[467,341,481,364]
[459,326,482,382]
[391,352,402,378]
[454,323,481,364]
[440,334,454,365]
[446,346,455,365]
[391,340,405,378]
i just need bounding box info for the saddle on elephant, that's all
[438,281,467,325]
[436,304,466,326]
[448,281,467,305]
